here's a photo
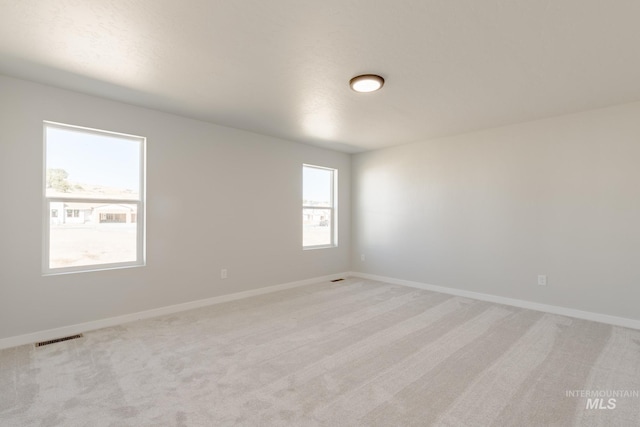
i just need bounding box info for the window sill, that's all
[303,245,337,251]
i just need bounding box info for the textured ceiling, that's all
[1,0,640,153]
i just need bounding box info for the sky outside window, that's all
[46,126,140,198]
[303,166,332,206]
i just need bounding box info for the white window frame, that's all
[42,121,146,275]
[302,164,338,249]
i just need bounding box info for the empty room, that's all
[1,1,639,426]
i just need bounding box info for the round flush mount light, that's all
[349,74,385,93]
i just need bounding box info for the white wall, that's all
[0,74,350,340]
[352,102,640,321]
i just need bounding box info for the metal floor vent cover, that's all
[35,334,83,347]
[330,278,345,282]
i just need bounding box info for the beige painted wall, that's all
[352,102,640,321]
[0,74,351,339]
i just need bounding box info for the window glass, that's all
[46,126,140,200]
[303,165,336,248]
[44,122,145,273]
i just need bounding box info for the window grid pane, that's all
[48,201,139,269]
[302,208,332,247]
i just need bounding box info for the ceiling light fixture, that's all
[349,74,384,93]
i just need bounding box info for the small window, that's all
[303,164,337,249]
[43,122,145,274]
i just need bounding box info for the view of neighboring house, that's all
[49,202,90,225]
[303,209,329,226]
[50,203,137,225]
[302,200,331,227]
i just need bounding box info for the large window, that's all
[43,122,145,274]
[303,164,337,248]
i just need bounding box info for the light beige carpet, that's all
[1,278,639,426]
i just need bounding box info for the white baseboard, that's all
[349,271,640,330]
[0,272,349,350]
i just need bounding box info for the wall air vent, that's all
[35,334,84,347]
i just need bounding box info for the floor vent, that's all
[331,278,345,282]
[35,334,83,348]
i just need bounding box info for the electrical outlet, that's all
[221,269,228,279]
[361,254,366,261]
[537,275,547,286]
